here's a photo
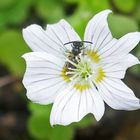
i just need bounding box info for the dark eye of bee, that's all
[72,41,83,56]
[73,41,83,48]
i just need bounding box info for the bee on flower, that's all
[22,10,140,126]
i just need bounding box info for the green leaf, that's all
[51,125,74,140]
[28,107,74,140]
[65,0,78,3]
[36,0,65,22]
[28,114,52,140]
[28,102,52,116]
[74,114,93,128]
[0,0,32,26]
[133,1,140,22]
[0,30,30,76]
[113,0,135,13]
[28,104,93,140]
[90,0,111,13]
[129,65,140,76]
[0,0,17,9]
[108,14,139,38]
[67,14,88,39]
[129,45,140,76]
[67,0,110,39]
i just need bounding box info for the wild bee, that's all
[64,41,92,69]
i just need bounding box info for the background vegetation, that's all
[0,0,140,140]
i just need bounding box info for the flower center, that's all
[75,58,93,80]
[60,49,105,92]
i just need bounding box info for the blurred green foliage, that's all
[0,30,30,76]
[0,0,32,30]
[113,0,135,13]
[0,0,140,139]
[28,103,92,140]
[108,14,139,38]
[36,0,65,22]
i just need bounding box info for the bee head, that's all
[64,41,92,56]
[72,41,83,49]
[71,41,82,56]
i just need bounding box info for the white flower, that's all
[22,10,140,126]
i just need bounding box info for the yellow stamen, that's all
[87,50,100,63]
[74,83,90,92]
[60,68,70,82]
[95,67,105,83]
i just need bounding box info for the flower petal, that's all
[22,52,67,104]
[84,10,113,51]
[99,32,140,58]
[102,54,140,79]
[23,24,66,57]
[46,19,81,44]
[50,86,104,126]
[87,87,105,121]
[97,78,140,110]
